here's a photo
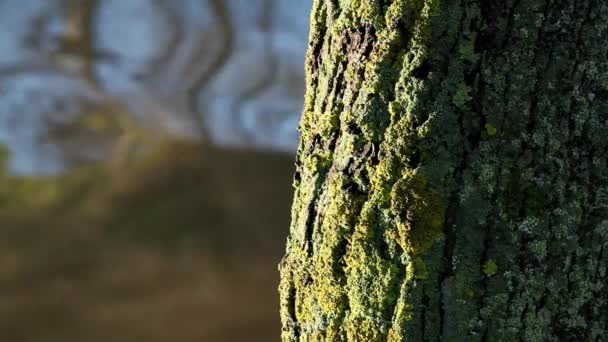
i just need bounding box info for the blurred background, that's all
[0,0,310,340]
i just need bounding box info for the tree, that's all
[279,0,608,340]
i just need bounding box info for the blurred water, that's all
[0,1,310,341]
[0,141,295,341]
[0,0,310,175]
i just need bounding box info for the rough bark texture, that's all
[279,0,608,341]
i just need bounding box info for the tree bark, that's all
[279,0,608,341]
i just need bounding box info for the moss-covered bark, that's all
[279,0,608,341]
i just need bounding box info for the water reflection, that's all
[0,0,309,174]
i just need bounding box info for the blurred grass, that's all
[0,140,294,341]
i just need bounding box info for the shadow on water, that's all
[0,140,294,341]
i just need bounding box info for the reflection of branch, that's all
[0,61,104,106]
[231,0,278,144]
[22,14,49,51]
[138,0,184,82]
[0,62,77,80]
[258,0,273,31]
[187,0,235,139]
[55,0,99,88]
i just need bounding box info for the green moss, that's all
[452,83,471,108]
[458,39,475,59]
[390,170,445,254]
[483,259,498,276]
[412,256,429,280]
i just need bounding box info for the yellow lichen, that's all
[387,327,404,342]
[345,318,385,342]
[485,123,497,136]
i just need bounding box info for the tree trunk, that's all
[279,0,608,341]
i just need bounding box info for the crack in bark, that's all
[437,0,469,337]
